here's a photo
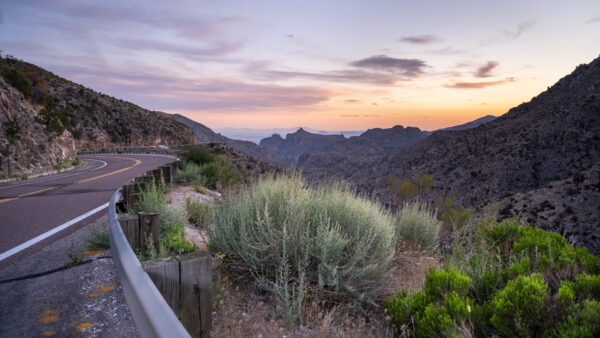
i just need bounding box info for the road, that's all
[0,153,176,266]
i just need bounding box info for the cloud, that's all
[398,35,441,44]
[371,102,378,106]
[350,55,428,77]
[116,38,242,58]
[444,77,515,89]
[487,21,535,44]
[363,114,379,117]
[345,99,359,103]
[585,17,600,24]
[341,114,360,118]
[475,61,499,78]
[429,46,464,55]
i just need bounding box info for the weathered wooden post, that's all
[161,165,172,184]
[152,168,163,185]
[143,257,182,318]
[138,212,160,255]
[118,214,140,251]
[179,251,212,337]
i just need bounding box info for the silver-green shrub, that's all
[174,162,205,185]
[129,182,188,234]
[395,202,441,250]
[209,174,395,319]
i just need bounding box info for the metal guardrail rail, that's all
[108,188,191,338]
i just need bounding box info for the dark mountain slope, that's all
[437,114,497,132]
[163,113,290,168]
[260,128,346,163]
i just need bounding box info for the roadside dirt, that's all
[0,215,138,337]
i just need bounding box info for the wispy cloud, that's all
[486,21,536,44]
[116,38,242,58]
[444,77,515,89]
[350,55,428,77]
[585,17,600,24]
[398,35,441,44]
[345,99,359,103]
[341,114,360,118]
[475,61,499,78]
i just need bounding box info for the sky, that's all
[1,1,599,131]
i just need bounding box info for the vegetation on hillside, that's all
[384,217,600,337]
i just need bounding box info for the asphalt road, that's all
[0,154,177,266]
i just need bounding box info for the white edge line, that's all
[0,159,108,190]
[0,203,109,262]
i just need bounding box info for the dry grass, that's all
[210,254,400,338]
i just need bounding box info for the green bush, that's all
[201,155,238,190]
[181,144,214,165]
[128,182,188,234]
[186,198,211,228]
[209,174,395,318]
[545,300,600,338]
[71,157,82,167]
[37,95,66,137]
[384,268,473,337]
[574,274,600,301]
[174,162,204,185]
[395,202,440,250]
[489,273,549,337]
[164,224,194,255]
[3,67,32,99]
[559,281,576,309]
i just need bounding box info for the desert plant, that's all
[128,182,188,234]
[164,224,195,255]
[201,155,239,190]
[181,144,214,165]
[85,227,110,250]
[174,162,204,185]
[186,197,211,228]
[209,174,395,319]
[489,273,549,337]
[395,202,441,250]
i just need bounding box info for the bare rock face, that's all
[0,77,76,174]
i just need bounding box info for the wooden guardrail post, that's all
[143,257,182,318]
[179,251,212,337]
[138,212,160,255]
[118,214,140,251]
[152,168,164,185]
[161,165,172,184]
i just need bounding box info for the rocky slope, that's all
[260,128,346,163]
[0,57,195,163]
[436,114,497,132]
[298,125,427,176]
[163,113,290,168]
[337,55,600,253]
[0,77,76,174]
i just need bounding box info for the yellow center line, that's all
[76,158,141,184]
[0,186,60,204]
[0,157,142,204]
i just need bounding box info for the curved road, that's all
[0,154,176,266]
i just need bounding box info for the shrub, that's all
[37,95,66,137]
[174,162,204,185]
[129,182,188,234]
[395,202,440,250]
[85,227,110,250]
[209,174,395,318]
[574,274,600,301]
[164,224,194,255]
[71,157,82,167]
[559,281,575,309]
[201,155,238,190]
[181,145,214,165]
[545,300,600,338]
[489,273,549,337]
[3,67,32,98]
[384,268,473,337]
[186,198,211,228]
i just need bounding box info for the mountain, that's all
[338,55,600,254]
[217,127,364,144]
[297,125,427,176]
[438,115,497,132]
[162,113,291,168]
[0,57,194,174]
[260,128,346,163]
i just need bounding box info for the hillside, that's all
[298,125,427,176]
[0,57,195,173]
[260,128,346,163]
[435,114,497,132]
[341,55,600,253]
[163,113,290,168]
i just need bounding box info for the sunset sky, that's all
[1,0,599,131]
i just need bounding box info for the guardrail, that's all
[108,185,191,337]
